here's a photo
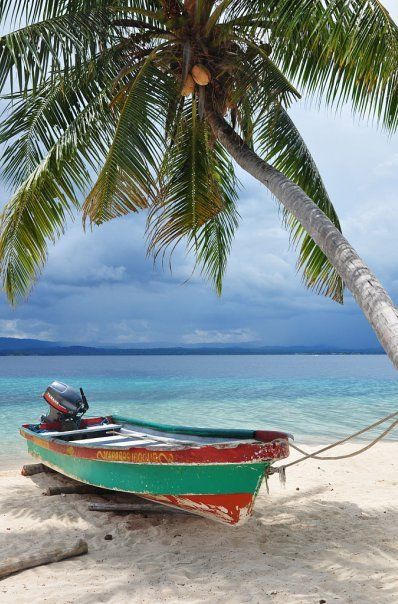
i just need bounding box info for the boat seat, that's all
[73,435,134,444]
[73,435,158,446]
[44,423,122,437]
[119,426,257,446]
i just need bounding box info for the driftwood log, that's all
[0,539,88,579]
[88,502,189,514]
[21,463,55,476]
[44,485,108,496]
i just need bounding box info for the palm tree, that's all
[1,1,398,365]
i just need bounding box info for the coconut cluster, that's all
[181,64,211,96]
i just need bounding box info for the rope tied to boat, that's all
[268,409,398,486]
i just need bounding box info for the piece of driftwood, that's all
[0,539,88,579]
[88,502,189,514]
[21,463,55,476]
[44,485,107,496]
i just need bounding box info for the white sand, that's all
[0,443,397,604]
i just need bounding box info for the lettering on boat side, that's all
[95,450,174,463]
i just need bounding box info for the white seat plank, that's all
[119,427,249,446]
[73,435,132,444]
[119,428,196,445]
[73,434,159,447]
[44,423,121,437]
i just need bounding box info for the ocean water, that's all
[0,354,397,463]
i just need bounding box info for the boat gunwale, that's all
[20,423,290,465]
[112,413,292,441]
[21,414,292,443]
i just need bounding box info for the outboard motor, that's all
[42,381,89,431]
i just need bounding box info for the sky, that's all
[1,2,398,348]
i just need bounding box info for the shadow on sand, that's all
[1,468,397,603]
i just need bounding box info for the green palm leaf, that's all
[269,0,398,130]
[0,47,123,188]
[225,38,300,111]
[0,1,142,23]
[147,96,239,293]
[83,58,172,224]
[0,70,118,303]
[0,8,113,93]
[0,160,78,305]
[190,144,239,294]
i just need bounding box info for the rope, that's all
[289,418,398,461]
[269,410,398,478]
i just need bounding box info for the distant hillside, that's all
[0,337,59,350]
[0,337,384,355]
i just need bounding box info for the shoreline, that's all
[1,442,397,603]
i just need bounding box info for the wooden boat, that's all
[20,381,291,525]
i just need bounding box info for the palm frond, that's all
[147,96,239,293]
[0,159,77,305]
[226,39,300,112]
[147,99,221,253]
[256,102,344,303]
[83,58,173,224]
[268,0,398,130]
[0,8,114,93]
[0,47,123,189]
[189,143,239,294]
[0,68,118,303]
[222,0,271,22]
[0,0,167,93]
[0,1,161,24]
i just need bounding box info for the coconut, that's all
[181,73,195,96]
[191,64,211,86]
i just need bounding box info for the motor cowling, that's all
[42,381,89,430]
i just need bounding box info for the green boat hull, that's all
[27,440,268,495]
[27,438,270,523]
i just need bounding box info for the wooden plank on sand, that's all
[21,463,55,476]
[44,485,107,496]
[0,539,88,579]
[88,502,189,514]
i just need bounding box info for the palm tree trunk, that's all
[205,107,398,370]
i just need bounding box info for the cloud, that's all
[373,154,398,177]
[104,320,150,344]
[342,195,398,283]
[47,262,127,286]
[0,319,56,340]
[181,328,256,345]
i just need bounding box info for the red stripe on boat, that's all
[145,493,255,524]
[21,428,289,464]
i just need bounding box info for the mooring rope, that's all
[268,409,398,483]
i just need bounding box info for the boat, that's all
[20,381,292,525]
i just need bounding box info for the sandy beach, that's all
[0,443,397,604]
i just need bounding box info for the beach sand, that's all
[0,443,397,604]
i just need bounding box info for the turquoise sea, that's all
[0,354,397,464]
